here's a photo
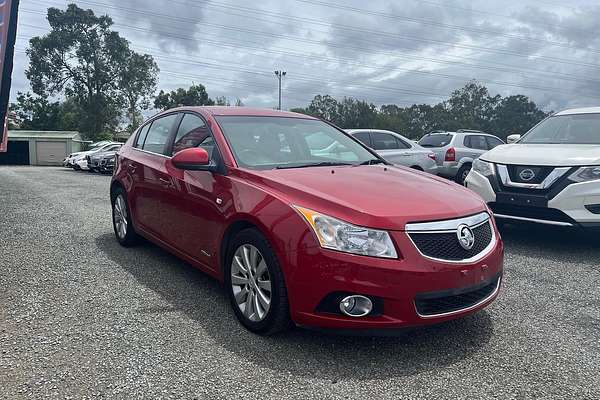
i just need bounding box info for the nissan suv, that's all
[466,107,600,229]
[111,107,503,335]
[419,130,504,185]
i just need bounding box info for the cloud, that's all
[11,0,600,112]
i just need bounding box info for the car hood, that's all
[482,144,600,166]
[239,165,487,231]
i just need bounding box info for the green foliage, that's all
[10,92,79,131]
[154,84,215,110]
[25,4,158,139]
[301,82,549,140]
[119,52,159,131]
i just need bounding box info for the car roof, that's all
[164,106,318,119]
[555,107,600,116]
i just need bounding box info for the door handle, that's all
[399,152,411,156]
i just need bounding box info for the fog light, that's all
[339,295,373,317]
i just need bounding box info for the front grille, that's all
[507,165,554,184]
[409,221,493,261]
[415,275,500,317]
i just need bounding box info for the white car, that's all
[70,142,121,170]
[63,141,111,167]
[347,129,438,174]
[466,107,600,228]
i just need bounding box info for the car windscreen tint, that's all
[216,116,377,170]
[418,134,453,147]
[521,114,600,144]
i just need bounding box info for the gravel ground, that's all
[1,166,599,399]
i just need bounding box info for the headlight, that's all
[473,159,495,177]
[294,206,398,258]
[570,166,600,182]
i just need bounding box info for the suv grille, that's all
[408,220,493,261]
[415,275,501,317]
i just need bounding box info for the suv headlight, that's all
[570,166,600,182]
[473,159,495,177]
[294,206,398,258]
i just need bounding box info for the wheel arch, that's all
[219,217,273,280]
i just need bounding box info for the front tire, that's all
[225,228,291,335]
[111,187,140,247]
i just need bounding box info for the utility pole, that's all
[274,70,286,110]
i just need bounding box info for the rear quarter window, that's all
[418,134,453,148]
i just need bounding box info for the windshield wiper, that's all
[276,161,354,169]
[357,159,386,166]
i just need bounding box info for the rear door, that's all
[463,135,488,159]
[128,113,181,238]
[371,132,412,166]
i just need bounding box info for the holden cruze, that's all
[110,107,504,335]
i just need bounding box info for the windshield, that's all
[521,114,600,144]
[215,116,378,170]
[418,134,453,147]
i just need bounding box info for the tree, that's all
[305,95,340,123]
[119,51,159,131]
[10,92,79,131]
[336,97,377,128]
[25,4,158,138]
[445,81,500,132]
[215,96,230,106]
[491,95,548,140]
[154,84,214,110]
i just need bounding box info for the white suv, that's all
[465,107,600,228]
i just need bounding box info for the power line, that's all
[22,0,600,82]
[294,0,600,55]
[18,11,600,101]
[25,0,600,69]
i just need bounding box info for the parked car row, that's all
[63,141,122,173]
[345,128,505,185]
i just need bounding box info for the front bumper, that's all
[465,169,600,227]
[286,228,504,330]
[75,159,89,170]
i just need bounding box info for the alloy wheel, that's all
[113,194,128,239]
[231,244,272,322]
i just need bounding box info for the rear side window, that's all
[353,132,371,147]
[135,124,151,148]
[419,134,453,147]
[171,114,215,157]
[486,136,504,149]
[465,135,488,150]
[143,114,179,155]
[371,132,400,150]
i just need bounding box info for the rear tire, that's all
[456,164,472,185]
[111,187,140,247]
[225,228,291,335]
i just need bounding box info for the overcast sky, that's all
[11,0,600,112]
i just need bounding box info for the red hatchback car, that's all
[111,107,504,335]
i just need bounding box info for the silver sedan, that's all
[347,129,438,174]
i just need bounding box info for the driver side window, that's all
[171,114,215,159]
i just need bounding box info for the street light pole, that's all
[274,70,286,110]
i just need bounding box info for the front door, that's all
[161,113,227,272]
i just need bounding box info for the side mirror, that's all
[172,148,214,171]
[507,134,521,144]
